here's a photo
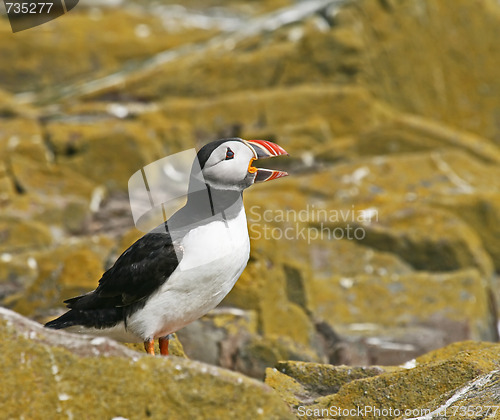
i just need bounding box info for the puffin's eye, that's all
[225,147,234,160]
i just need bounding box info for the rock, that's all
[176,307,258,368]
[430,192,500,273]
[239,163,499,362]
[7,236,115,320]
[309,268,498,342]
[0,160,15,201]
[159,85,385,149]
[0,216,53,253]
[0,118,44,162]
[343,113,500,165]
[266,341,500,419]
[0,252,38,302]
[297,149,500,275]
[401,341,500,418]
[0,7,218,96]
[356,204,493,275]
[0,307,294,419]
[0,88,18,117]
[44,118,167,192]
[234,334,323,380]
[332,325,468,366]
[177,307,323,380]
[0,116,99,231]
[1,0,500,388]
[266,361,396,407]
[221,244,319,350]
[9,153,97,199]
[356,0,500,143]
[81,2,355,101]
[405,370,500,419]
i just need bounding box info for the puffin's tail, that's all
[45,310,81,329]
[45,290,125,330]
[45,307,125,330]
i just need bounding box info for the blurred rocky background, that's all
[1,0,500,417]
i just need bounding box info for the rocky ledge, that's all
[2,306,500,419]
[0,307,293,419]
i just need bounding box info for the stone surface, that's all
[404,370,500,419]
[6,236,115,320]
[357,0,500,144]
[44,118,167,191]
[0,307,294,419]
[0,216,53,253]
[0,7,219,96]
[266,341,500,419]
[177,307,324,380]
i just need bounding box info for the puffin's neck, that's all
[204,185,243,218]
[168,185,243,232]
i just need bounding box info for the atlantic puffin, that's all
[45,138,288,355]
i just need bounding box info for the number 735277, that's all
[5,2,54,14]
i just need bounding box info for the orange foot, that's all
[159,336,169,356]
[144,338,155,355]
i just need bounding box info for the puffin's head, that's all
[196,138,288,191]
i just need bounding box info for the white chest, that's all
[127,206,250,339]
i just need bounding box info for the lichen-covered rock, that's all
[0,252,38,302]
[235,334,324,381]
[332,325,466,367]
[266,341,500,419]
[84,6,359,101]
[176,307,258,368]
[430,192,500,273]
[156,86,386,154]
[177,307,323,379]
[0,307,294,419]
[9,153,97,200]
[292,149,500,274]
[356,0,500,144]
[330,113,500,165]
[221,243,319,350]
[0,216,53,253]
[0,160,15,201]
[7,236,115,319]
[0,7,219,96]
[2,0,500,383]
[404,370,500,419]
[270,361,397,404]
[357,204,493,275]
[310,269,497,342]
[44,118,167,191]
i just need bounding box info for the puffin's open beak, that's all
[244,139,289,182]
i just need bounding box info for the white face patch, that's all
[202,141,256,190]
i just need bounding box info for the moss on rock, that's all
[9,237,114,318]
[0,216,53,253]
[0,307,294,419]
[267,341,500,419]
[310,268,497,342]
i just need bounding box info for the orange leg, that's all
[144,338,155,355]
[159,336,169,356]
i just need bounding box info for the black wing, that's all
[64,228,182,311]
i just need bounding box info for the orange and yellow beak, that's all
[243,139,289,183]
